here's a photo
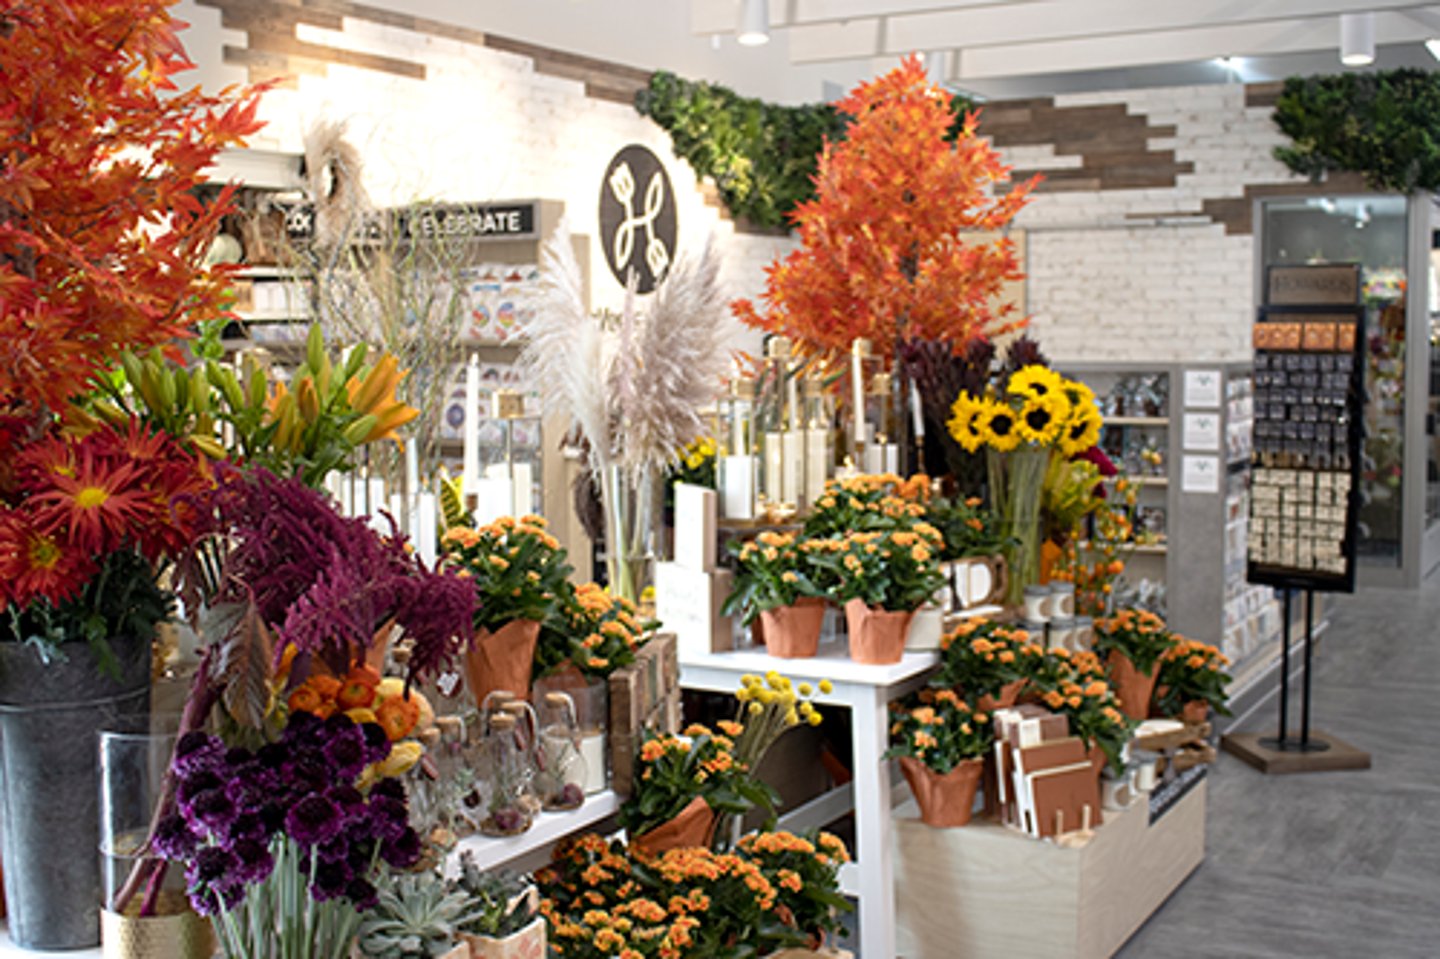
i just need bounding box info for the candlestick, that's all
[404,442,419,503]
[462,353,480,500]
[415,491,438,567]
[851,338,868,454]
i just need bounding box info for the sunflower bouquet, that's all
[948,364,1103,605]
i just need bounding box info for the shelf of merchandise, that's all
[449,788,621,877]
[1104,415,1169,427]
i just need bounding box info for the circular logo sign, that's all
[598,144,677,294]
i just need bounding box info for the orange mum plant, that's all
[733,56,1039,359]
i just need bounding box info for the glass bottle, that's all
[802,373,833,508]
[718,376,758,520]
[476,712,535,837]
[535,692,587,811]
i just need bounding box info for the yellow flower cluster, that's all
[681,435,717,471]
[736,671,827,726]
[947,364,1103,457]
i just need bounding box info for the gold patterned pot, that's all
[101,906,214,959]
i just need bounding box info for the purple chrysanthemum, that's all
[310,857,352,902]
[367,795,410,841]
[380,826,421,869]
[359,723,391,764]
[189,788,238,833]
[152,814,200,861]
[323,730,366,778]
[345,877,378,910]
[285,794,343,847]
[173,732,224,777]
[231,838,274,885]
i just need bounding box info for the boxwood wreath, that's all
[1272,68,1440,193]
[636,71,974,230]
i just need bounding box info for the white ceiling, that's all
[689,0,1440,99]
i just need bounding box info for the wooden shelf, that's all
[1103,416,1169,426]
[1078,540,1168,555]
[1108,475,1168,487]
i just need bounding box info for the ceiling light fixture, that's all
[1426,38,1440,61]
[738,0,770,47]
[1340,12,1375,67]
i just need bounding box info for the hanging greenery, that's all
[1272,69,1440,193]
[636,71,975,230]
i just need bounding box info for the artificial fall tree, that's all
[0,0,264,418]
[733,55,1038,359]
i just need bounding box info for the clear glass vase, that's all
[988,446,1051,607]
[600,464,661,605]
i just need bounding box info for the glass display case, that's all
[1258,194,1437,586]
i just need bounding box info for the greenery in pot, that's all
[451,854,537,941]
[1154,638,1233,719]
[1022,646,1135,773]
[813,525,947,612]
[1092,607,1178,675]
[925,494,1011,561]
[539,580,649,680]
[618,724,776,843]
[358,870,478,959]
[803,472,931,539]
[885,688,993,773]
[441,515,573,632]
[720,530,824,626]
[538,828,850,958]
[933,618,1029,703]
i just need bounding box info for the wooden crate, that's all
[607,632,681,797]
[896,777,1206,959]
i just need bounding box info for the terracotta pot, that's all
[1106,650,1158,721]
[758,598,826,659]
[843,599,912,665]
[632,796,715,857]
[899,756,984,827]
[463,916,547,959]
[1181,700,1210,725]
[974,679,1026,713]
[464,619,541,707]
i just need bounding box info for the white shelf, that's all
[680,642,938,689]
[449,788,620,874]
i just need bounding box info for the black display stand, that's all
[1223,264,1372,775]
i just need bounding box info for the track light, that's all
[1340,13,1374,67]
[738,0,769,46]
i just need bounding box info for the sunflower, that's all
[947,391,988,452]
[1007,365,1064,401]
[1016,392,1071,446]
[1060,404,1104,457]
[1060,377,1098,414]
[978,400,1022,452]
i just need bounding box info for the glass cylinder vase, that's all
[988,445,1051,607]
[600,464,661,605]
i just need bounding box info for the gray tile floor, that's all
[1117,576,1440,958]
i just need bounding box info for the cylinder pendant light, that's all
[1340,12,1375,67]
[738,0,770,46]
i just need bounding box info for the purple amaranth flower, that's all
[173,732,224,777]
[380,826,421,869]
[231,838,274,885]
[345,877,378,911]
[152,814,200,861]
[189,788,238,834]
[285,794,343,847]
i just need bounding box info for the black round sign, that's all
[598,144,677,294]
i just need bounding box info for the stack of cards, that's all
[992,705,1104,840]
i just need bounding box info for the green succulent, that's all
[452,853,537,940]
[358,872,480,959]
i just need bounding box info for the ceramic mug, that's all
[1023,584,1051,622]
[1135,760,1158,792]
[1046,582,1076,620]
[954,556,1006,610]
[1049,618,1077,651]
[1101,776,1135,810]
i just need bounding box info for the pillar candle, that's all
[462,353,480,499]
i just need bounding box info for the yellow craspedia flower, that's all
[784,708,799,726]
[807,711,823,726]
[1060,403,1103,457]
[1016,392,1070,446]
[978,400,1022,452]
[947,391,988,453]
[1008,364,1064,401]
[798,682,813,696]
[748,701,764,716]
[818,679,833,694]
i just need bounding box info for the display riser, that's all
[895,779,1206,959]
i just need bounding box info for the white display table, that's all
[679,642,939,959]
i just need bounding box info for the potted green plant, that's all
[452,855,544,959]
[1154,637,1233,724]
[1092,608,1179,720]
[722,531,827,658]
[442,515,573,705]
[933,619,1030,709]
[813,524,947,665]
[886,689,993,827]
[358,871,474,959]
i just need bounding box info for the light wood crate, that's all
[895,778,1206,958]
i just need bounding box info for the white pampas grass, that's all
[523,223,735,480]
